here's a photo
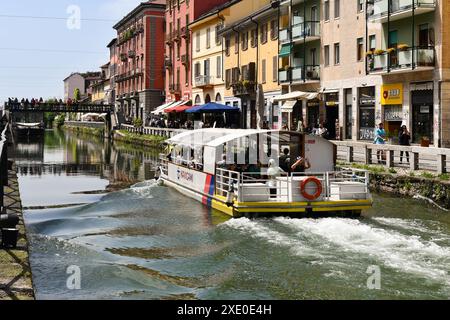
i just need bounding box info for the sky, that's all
[0,0,144,106]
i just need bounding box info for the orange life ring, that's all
[300,177,323,201]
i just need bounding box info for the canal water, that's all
[13,130,450,300]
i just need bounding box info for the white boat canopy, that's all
[271,91,321,103]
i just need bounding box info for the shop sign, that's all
[381,83,403,105]
[384,105,403,121]
[420,105,430,114]
[359,98,375,105]
[326,101,337,107]
[307,101,320,107]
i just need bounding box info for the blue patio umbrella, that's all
[185,102,239,113]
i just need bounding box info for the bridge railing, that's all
[0,116,9,212]
[120,124,187,138]
[4,102,114,113]
[333,140,450,174]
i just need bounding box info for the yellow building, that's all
[218,0,281,129]
[91,63,110,104]
[190,8,227,107]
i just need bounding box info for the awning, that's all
[279,44,291,57]
[185,102,240,113]
[151,101,178,115]
[272,91,321,103]
[280,100,297,112]
[164,100,192,113]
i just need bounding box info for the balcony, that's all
[279,21,320,44]
[128,50,136,58]
[181,54,189,66]
[195,75,213,88]
[368,46,435,74]
[181,26,190,39]
[279,65,320,84]
[164,58,172,69]
[232,81,256,97]
[169,83,181,94]
[165,33,172,45]
[173,30,181,42]
[368,0,436,23]
[120,53,128,62]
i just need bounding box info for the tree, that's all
[73,88,81,102]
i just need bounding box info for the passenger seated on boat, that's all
[279,148,291,172]
[267,159,285,198]
[217,154,227,169]
[291,156,311,173]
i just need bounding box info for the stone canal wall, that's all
[0,164,35,300]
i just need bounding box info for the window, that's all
[357,38,364,61]
[251,29,258,48]
[369,35,376,51]
[358,0,364,12]
[324,45,330,67]
[260,23,268,44]
[215,93,222,102]
[334,43,340,65]
[262,59,266,83]
[234,34,239,54]
[241,31,248,51]
[273,56,278,82]
[206,28,211,49]
[196,32,200,52]
[334,0,340,19]
[225,36,230,56]
[204,59,210,77]
[216,56,222,78]
[215,24,223,45]
[225,69,231,89]
[270,19,278,40]
[324,1,330,21]
[194,62,201,78]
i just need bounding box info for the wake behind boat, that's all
[159,129,373,218]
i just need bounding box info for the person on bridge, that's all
[399,125,411,164]
[374,122,386,164]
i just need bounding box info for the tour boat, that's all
[158,129,373,218]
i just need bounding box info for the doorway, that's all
[412,90,433,143]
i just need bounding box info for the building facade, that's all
[107,38,118,105]
[190,9,226,107]
[164,0,230,105]
[271,0,450,147]
[219,0,281,129]
[63,73,85,101]
[113,1,166,124]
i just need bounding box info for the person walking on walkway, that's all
[374,123,386,164]
[399,125,411,164]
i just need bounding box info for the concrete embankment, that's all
[113,130,166,148]
[0,164,35,300]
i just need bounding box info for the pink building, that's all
[113,1,166,123]
[164,0,229,104]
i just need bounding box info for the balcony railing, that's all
[279,65,320,83]
[368,46,435,73]
[232,82,256,97]
[279,21,320,44]
[368,0,436,21]
[195,75,212,88]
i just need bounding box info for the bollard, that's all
[0,213,19,228]
[346,146,354,163]
[386,150,394,168]
[410,152,419,171]
[437,154,447,175]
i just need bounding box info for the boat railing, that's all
[216,167,370,203]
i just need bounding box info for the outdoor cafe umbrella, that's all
[185,102,239,113]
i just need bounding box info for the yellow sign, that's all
[381,83,403,105]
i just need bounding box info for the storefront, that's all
[307,100,320,131]
[344,89,352,140]
[381,83,404,144]
[358,86,375,141]
[411,84,434,144]
[325,92,339,140]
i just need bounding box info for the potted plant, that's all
[421,136,430,147]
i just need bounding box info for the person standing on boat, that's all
[279,148,291,172]
[267,159,285,198]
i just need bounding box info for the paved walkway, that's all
[0,166,34,300]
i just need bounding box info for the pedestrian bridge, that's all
[4,102,113,114]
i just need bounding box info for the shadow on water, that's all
[12,130,450,300]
